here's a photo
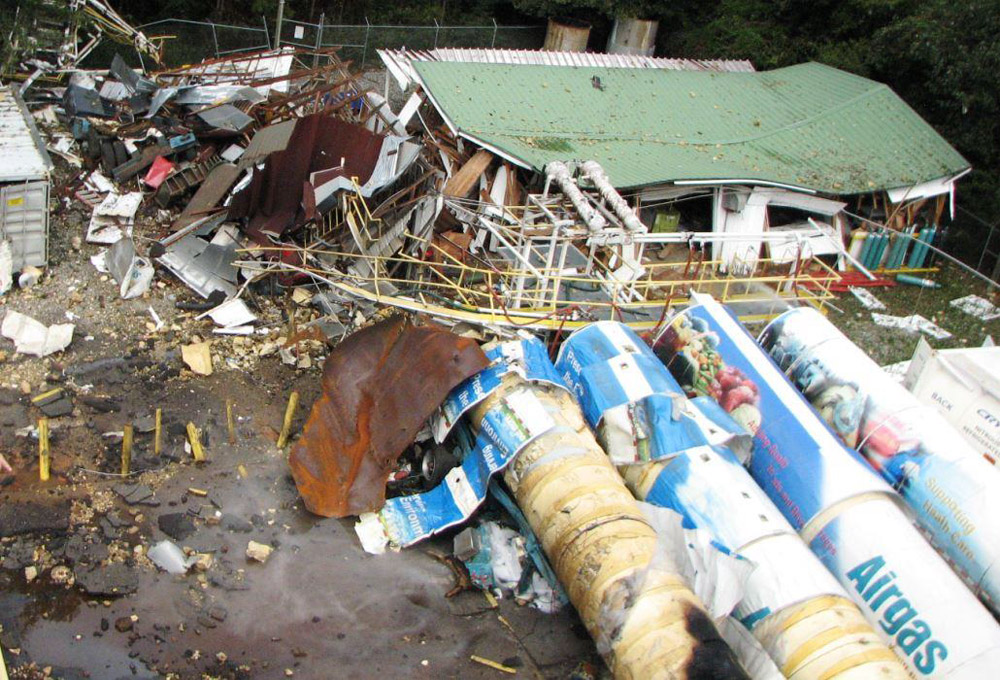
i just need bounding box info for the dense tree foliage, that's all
[651,0,1000,256]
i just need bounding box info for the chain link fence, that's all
[276,19,545,68]
[87,18,543,70]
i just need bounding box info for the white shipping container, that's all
[0,85,53,272]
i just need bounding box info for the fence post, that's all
[978,225,993,272]
[313,12,325,67]
[274,0,285,48]
[361,17,370,68]
[211,22,220,59]
[434,19,440,48]
[492,18,497,48]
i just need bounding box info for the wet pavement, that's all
[0,368,600,679]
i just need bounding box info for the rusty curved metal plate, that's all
[289,316,489,517]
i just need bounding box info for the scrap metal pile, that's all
[11,41,846,343]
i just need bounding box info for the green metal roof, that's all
[414,61,969,194]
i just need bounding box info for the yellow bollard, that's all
[226,399,236,445]
[276,391,300,449]
[154,408,162,456]
[186,422,205,462]
[121,425,133,476]
[38,417,50,481]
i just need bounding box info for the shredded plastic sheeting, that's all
[1,310,73,356]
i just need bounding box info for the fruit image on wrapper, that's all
[658,313,763,435]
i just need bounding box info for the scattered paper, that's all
[181,341,214,375]
[1,310,74,356]
[201,298,257,329]
[87,191,142,244]
[950,294,1000,322]
[880,360,911,383]
[848,286,886,310]
[872,313,952,340]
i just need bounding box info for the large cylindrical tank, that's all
[606,18,658,56]
[557,322,909,679]
[652,293,1000,679]
[758,306,1000,614]
[543,17,590,52]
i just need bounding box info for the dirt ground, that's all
[0,158,601,679]
[804,262,1000,366]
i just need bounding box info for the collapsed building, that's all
[4,41,970,332]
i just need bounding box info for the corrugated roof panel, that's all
[378,48,754,88]
[0,86,53,183]
[412,61,968,193]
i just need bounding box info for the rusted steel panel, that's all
[230,114,385,241]
[289,316,489,517]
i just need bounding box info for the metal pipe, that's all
[274,0,285,48]
[545,161,607,233]
[580,160,645,232]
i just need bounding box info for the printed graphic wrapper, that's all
[760,307,1000,613]
[654,294,1000,678]
[559,322,909,679]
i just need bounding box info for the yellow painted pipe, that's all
[38,417,50,481]
[121,425,133,476]
[186,422,205,462]
[471,375,748,679]
[277,391,300,449]
[154,408,162,456]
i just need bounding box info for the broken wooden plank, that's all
[443,149,493,199]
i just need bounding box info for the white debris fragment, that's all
[950,294,1000,321]
[0,240,11,295]
[86,170,115,194]
[201,298,257,329]
[1,310,74,356]
[213,325,254,336]
[246,540,273,563]
[148,540,196,575]
[872,313,952,340]
[87,191,142,244]
[848,286,886,310]
[90,251,110,273]
[148,306,164,331]
[18,266,42,289]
